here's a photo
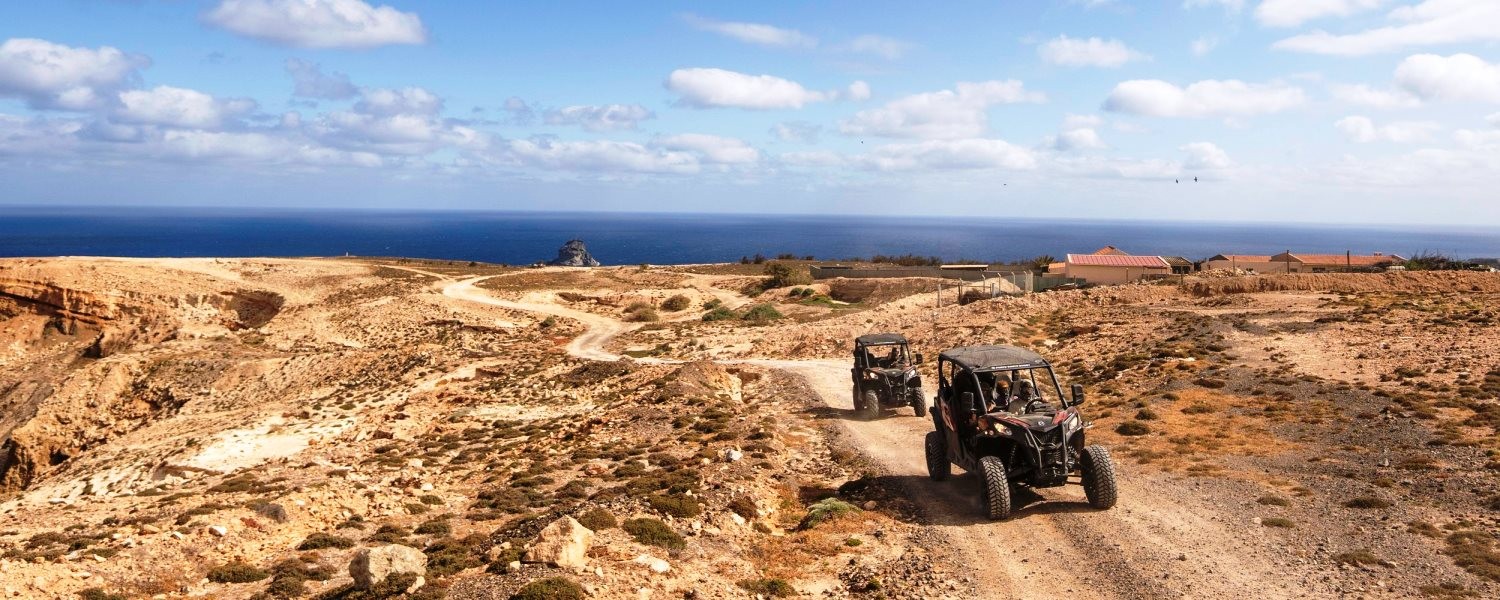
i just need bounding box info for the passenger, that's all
[1007,379,1036,413]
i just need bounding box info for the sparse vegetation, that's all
[512,577,586,600]
[738,578,795,597]
[662,294,691,311]
[206,560,269,583]
[622,517,685,551]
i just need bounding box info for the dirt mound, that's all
[1183,271,1500,296]
[659,360,742,402]
[827,277,942,304]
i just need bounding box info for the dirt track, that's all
[442,274,1330,600]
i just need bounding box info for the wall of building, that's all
[1063,264,1170,285]
[1203,259,1297,274]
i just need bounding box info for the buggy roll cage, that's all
[936,357,1072,415]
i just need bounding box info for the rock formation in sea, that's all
[547,239,601,267]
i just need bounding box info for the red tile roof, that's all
[1066,254,1170,268]
[1091,246,1128,255]
[1212,255,1273,262]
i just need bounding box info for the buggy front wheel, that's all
[860,390,881,420]
[912,393,928,418]
[979,455,1012,520]
[924,431,949,481]
[1080,445,1118,510]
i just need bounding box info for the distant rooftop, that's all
[1066,254,1170,268]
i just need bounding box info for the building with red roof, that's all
[1061,253,1172,284]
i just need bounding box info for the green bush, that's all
[648,494,702,518]
[742,304,783,323]
[296,532,355,551]
[77,589,126,600]
[702,306,737,321]
[414,518,451,536]
[738,578,795,597]
[798,498,859,530]
[576,508,617,530]
[703,298,723,309]
[624,302,659,322]
[728,496,758,520]
[763,263,811,289]
[662,295,691,312]
[206,561,269,583]
[512,577,586,600]
[622,518,684,551]
[1344,496,1392,509]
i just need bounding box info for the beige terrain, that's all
[1,257,1498,599]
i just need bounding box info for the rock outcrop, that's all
[547,239,601,267]
[350,545,427,589]
[524,516,594,569]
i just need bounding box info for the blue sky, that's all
[2,0,1498,224]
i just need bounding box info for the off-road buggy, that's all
[924,345,1117,520]
[850,333,926,419]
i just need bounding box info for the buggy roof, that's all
[855,333,908,346]
[939,345,1048,370]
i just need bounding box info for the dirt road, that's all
[443,275,1323,600]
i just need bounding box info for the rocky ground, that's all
[1,258,1497,599]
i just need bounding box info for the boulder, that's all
[523,516,594,569]
[349,545,427,589]
[547,239,601,267]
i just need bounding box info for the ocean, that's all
[1,206,1497,265]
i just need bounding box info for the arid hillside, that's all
[1,259,1497,600]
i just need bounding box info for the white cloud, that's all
[1192,36,1220,56]
[543,104,654,131]
[205,0,426,49]
[1048,114,1108,151]
[1334,115,1440,142]
[1488,112,1500,127]
[1393,53,1500,103]
[844,80,872,102]
[860,139,1038,171]
[0,38,147,110]
[1454,127,1500,149]
[354,87,443,116]
[1104,79,1305,118]
[1180,142,1232,169]
[846,35,912,60]
[1272,0,1500,56]
[840,80,1045,139]
[778,150,846,168]
[681,14,815,48]
[503,138,699,174]
[285,58,357,100]
[771,121,821,143]
[115,85,257,128]
[1329,83,1422,109]
[1254,0,1385,28]
[1051,128,1107,151]
[1184,0,1245,12]
[654,133,759,164]
[1038,35,1147,68]
[666,68,845,109]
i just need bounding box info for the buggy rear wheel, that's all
[924,432,949,481]
[912,392,928,418]
[979,455,1012,520]
[1080,445,1118,510]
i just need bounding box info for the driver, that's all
[1006,379,1037,413]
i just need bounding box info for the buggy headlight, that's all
[1062,413,1082,434]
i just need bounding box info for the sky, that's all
[1,0,1499,225]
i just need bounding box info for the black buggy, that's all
[850,333,926,420]
[925,345,1118,520]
